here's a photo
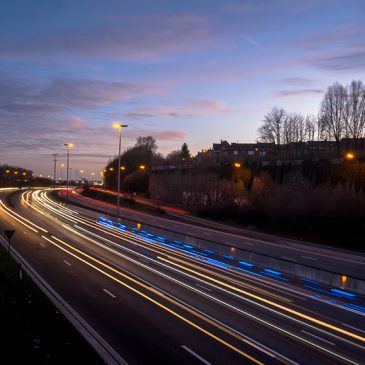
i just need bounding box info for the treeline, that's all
[258,80,365,152]
[150,161,365,249]
[104,137,192,193]
[0,165,33,186]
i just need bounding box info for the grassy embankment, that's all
[0,243,104,365]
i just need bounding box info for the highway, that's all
[1,188,365,364]
[66,188,365,281]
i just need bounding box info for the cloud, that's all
[312,48,365,71]
[0,12,217,63]
[276,77,316,86]
[125,99,227,120]
[273,88,324,98]
[0,75,152,114]
[41,78,150,108]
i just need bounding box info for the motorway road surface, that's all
[65,188,365,281]
[0,188,365,365]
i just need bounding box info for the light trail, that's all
[159,256,365,344]
[14,189,364,363]
[32,191,365,341]
[62,223,362,364]
[41,235,265,365]
[0,199,48,233]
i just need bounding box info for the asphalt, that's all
[0,188,364,365]
[64,189,365,281]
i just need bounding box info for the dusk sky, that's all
[1,0,364,178]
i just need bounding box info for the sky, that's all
[0,0,364,178]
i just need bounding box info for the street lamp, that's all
[345,152,358,166]
[139,164,146,170]
[64,143,74,199]
[60,163,65,182]
[52,154,58,189]
[234,162,241,168]
[112,123,128,218]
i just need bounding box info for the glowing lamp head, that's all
[234,162,241,168]
[139,164,146,170]
[112,123,128,129]
[346,152,355,160]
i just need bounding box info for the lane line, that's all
[302,256,318,261]
[64,260,71,266]
[195,283,212,292]
[39,242,46,247]
[301,330,335,346]
[181,345,211,365]
[103,289,116,299]
[342,324,365,335]
[41,235,263,364]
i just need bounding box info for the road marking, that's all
[342,324,365,335]
[39,242,46,247]
[181,345,211,365]
[204,232,211,236]
[64,260,71,266]
[301,330,335,346]
[302,256,318,261]
[195,283,212,292]
[103,289,116,298]
[281,256,297,262]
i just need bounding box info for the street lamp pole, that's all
[112,123,128,217]
[60,163,65,182]
[64,143,74,200]
[52,154,58,189]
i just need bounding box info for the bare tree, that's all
[345,80,365,146]
[135,136,158,152]
[318,82,347,154]
[257,107,286,151]
[305,115,317,141]
[291,112,305,142]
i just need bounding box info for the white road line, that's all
[302,256,318,261]
[103,289,116,299]
[39,242,46,247]
[64,260,71,266]
[342,324,365,335]
[281,256,297,262]
[301,330,335,346]
[181,345,211,365]
[195,283,212,292]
